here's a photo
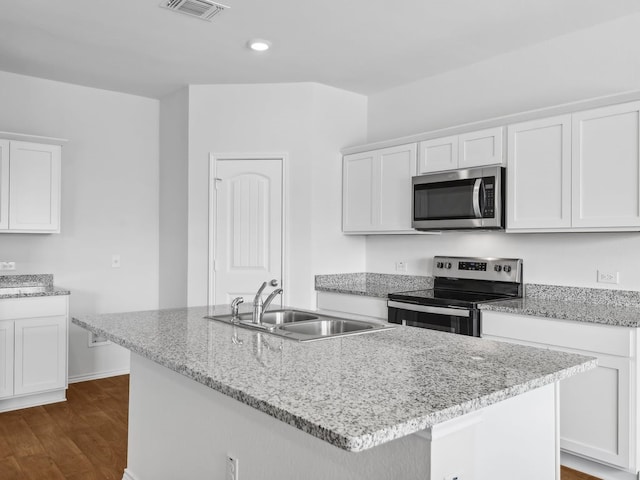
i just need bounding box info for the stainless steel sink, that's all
[205,309,393,342]
[207,309,318,325]
[276,318,376,341]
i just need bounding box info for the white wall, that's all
[368,12,640,142]
[186,83,367,308]
[364,13,640,291]
[159,87,188,308]
[0,71,160,380]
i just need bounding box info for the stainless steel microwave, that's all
[412,166,505,230]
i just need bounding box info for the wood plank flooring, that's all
[0,375,129,480]
[0,374,602,480]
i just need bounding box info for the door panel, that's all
[14,316,67,395]
[0,321,14,399]
[8,141,61,231]
[213,158,283,305]
[572,102,640,228]
[0,140,9,230]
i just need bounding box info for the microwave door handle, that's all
[472,178,482,218]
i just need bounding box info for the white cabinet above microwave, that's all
[418,127,505,174]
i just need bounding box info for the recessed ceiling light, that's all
[247,39,271,52]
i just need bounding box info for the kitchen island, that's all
[73,305,596,480]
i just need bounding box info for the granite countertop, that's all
[315,273,432,298]
[480,283,640,328]
[72,304,595,452]
[0,274,70,299]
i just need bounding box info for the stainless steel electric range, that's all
[387,256,523,337]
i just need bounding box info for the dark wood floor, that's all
[0,375,129,480]
[0,374,601,480]
[561,466,602,480]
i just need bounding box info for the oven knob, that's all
[445,262,452,269]
[436,262,443,268]
[494,265,502,272]
[504,265,512,273]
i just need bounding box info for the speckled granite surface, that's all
[0,274,70,298]
[480,283,640,327]
[315,273,432,298]
[73,305,595,451]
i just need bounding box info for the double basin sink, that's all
[206,309,394,342]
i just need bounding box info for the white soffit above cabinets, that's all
[1,0,640,98]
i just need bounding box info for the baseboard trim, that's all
[69,368,130,384]
[561,451,638,480]
[122,468,140,480]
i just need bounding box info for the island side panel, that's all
[124,353,432,480]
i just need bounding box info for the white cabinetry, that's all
[0,295,69,412]
[572,103,640,229]
[0,320,14,399]
[507,115,572,230]
[343,143,417,234]
[482,311,638,474]
[418,127,504,174]
[316,291,388,321]
[507,102,640,232]
[0,134,64,234]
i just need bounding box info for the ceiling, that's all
[2,0,640,99]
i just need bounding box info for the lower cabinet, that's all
[316,291,388,322]
[0,295,69,411]
[482,311,638,474]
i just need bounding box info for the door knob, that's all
[270,279,279,287]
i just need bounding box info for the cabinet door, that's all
[8,141,61,232]
[418,135,458,173]
[0,140,9,230]
[572,102,640,228]
[0,321,13,399]
[343,151,376,232]
[560,354,631,469]
[378,144,417,231]
[14,316,67,396]
[459,127,505,169]
[507,116,572,230]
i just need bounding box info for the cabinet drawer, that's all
[482,311,634,357]
[317,292,387,320]
[0,295,68,320]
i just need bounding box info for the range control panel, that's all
[433,256,523,283]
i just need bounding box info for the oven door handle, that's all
[388,301,470,317]
[472,178,482,218]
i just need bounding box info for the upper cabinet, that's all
[572,103,640,229]
[0,138,62,234]
[418,127,505,174]
[343,143,417,234]
[507,102,640,232]
[507,115,572,230]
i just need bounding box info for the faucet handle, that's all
[231,297,244,317]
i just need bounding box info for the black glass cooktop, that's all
[388,288,515,309]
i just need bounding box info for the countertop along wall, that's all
[363,13,640,291]
[0,70,160,381]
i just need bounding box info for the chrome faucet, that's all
[230,297,244,318]
[252,281,283,324]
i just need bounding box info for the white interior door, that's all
[211,156,284,306]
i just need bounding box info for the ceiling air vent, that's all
[160,0,229,21]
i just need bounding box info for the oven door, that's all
[387,301,479,336]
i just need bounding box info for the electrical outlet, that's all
[395,261,408,272]
[112,254,121,268]
[597,270,619,284]
[226,455,238,480]
[0,262,16,271]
